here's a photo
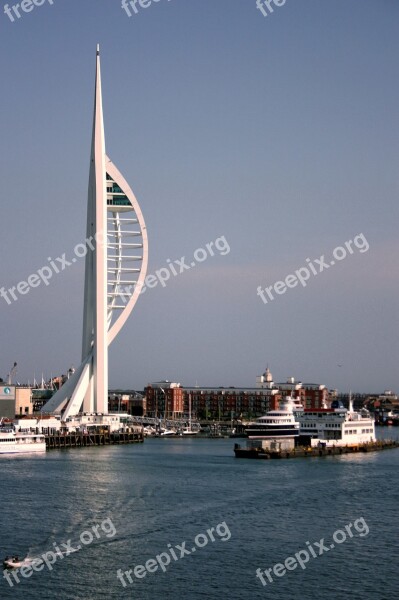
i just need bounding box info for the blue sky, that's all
[0,0,398,392]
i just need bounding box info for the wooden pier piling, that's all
[45,430,144,450]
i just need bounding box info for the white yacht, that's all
[181,393,199,435]
[181,427,199,436]
[159,429,176,437]
[245,396,300,439]
[0,429,46,455]
[143,426,157,437]
[298,398,376,447]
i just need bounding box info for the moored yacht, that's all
[158,429,176,437]
[245,396,300,439]
[143,426,157,437]
[181,427,199,436]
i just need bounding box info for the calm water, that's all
[1,429,398,600]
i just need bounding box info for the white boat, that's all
[298,396,376,447]
[245,396,300,439]
[143,426,156,437]
[159,429,176,437]
[3,557,25,569]
[0,429,46,454]
[182,393,199,435]
[182,427,199,436]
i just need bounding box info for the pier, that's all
[234,439,399,459]
[46,430,144,450]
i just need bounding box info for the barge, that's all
[234,439,399,459]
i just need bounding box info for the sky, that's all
[0,0,398,393]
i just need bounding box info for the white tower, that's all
[42,46,148,418]
[256,364,274,389]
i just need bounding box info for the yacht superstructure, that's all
[245,396,300,439]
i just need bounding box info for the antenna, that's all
[349,390,354,413]
[7,362,17,385]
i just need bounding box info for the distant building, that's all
[0,385,16,420]
[366,390,398,413]
[144,366,331,420]
[182,386,279,420]
[256,366,274,389]
[145,382,184,419]
[0,386,37,419]
[15,387,33,416]
[32,388,54,413]
[257,366,329,409]
[300,383,329,409]
[109,391,146,416]
[145,381,280,420]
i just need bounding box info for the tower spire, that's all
[90,44,108,412]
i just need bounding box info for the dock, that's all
[46,430,144,450]
[234,439,399,459]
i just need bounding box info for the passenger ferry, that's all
[0,429,46,455]
[245,396,300,439]
[297,399,376,447]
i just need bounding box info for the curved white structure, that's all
[42,47,148,419]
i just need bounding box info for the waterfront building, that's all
[13,416,61,435]
[145,382,185,420]
[257,366,329,409]
[15,387,33,416]
[0,384,16,420]
[300,383,329,409]
[145,382,280,420]
[109,391,146,416]
[256,366,274,389]
[144,367,331,420]
[184,387,280,420]
[0,385,37,419]
[41,47,148,420]
[368,390,399,424]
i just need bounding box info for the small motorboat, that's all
[159,429,176,437]
[3,556,24,569]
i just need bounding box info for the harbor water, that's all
[1,428,398,600]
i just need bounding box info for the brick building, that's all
[145,382,184,419]
[145,367,331,420]
[257,367,330,410]
[145,381,280,420]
